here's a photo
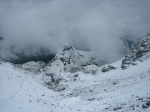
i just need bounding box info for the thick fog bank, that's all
[0,0,150,63]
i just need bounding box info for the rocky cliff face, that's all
[121,32,150,69]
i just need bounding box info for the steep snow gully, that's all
[0,33,150,112]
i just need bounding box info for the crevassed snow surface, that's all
[0,57,150,112]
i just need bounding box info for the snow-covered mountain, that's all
[0,33,150,112]
[44,44,105,74]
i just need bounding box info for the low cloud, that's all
[0,0,150,62]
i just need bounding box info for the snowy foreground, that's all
[0,55,150,112]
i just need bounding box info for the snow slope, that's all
[0,62,59,112]
[0,52,150,112]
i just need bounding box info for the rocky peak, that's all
[62,44,73,51]
[44,44,105,75]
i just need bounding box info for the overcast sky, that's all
[0,0,150,62]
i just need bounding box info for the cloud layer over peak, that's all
[0,0,150,62]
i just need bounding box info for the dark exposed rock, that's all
[87,98,95,101]
[138,98,143,100]
[113,82,117,85]
[62,44,73,51]
[102,65,117,72]
[113,107,122,111]
[74,74,79,77]
[142,104,148,109]
[45,73,65,92]
[145,101,150,107]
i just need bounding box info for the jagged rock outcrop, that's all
[45,73,65,92]
[121,32,150,69]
